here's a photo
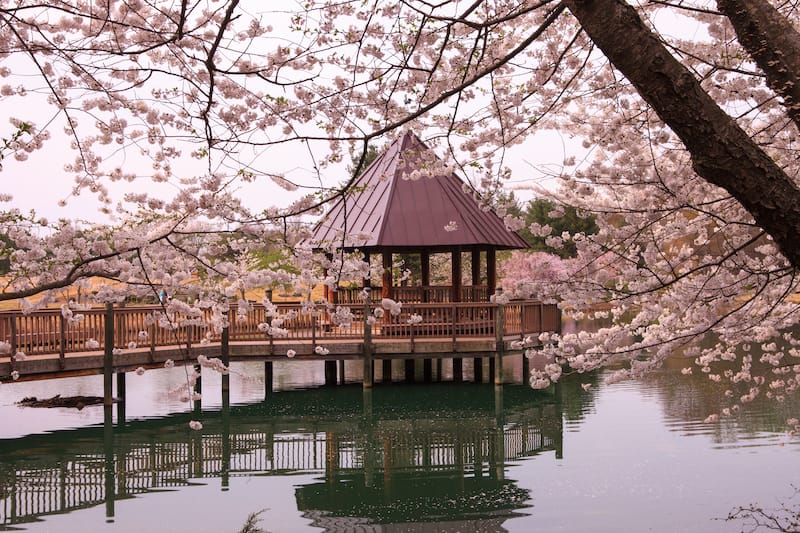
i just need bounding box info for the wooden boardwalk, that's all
[0,300,560,383]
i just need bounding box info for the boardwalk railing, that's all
[0,300,560,358]
[336,285,489,304]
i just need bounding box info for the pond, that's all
[0,353,796,533]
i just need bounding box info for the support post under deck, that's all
[116,372,126,425]
[265,361,274,396]
[473,357,483,383]
[324,360,337,386]
[103,303,114,409]
[363,290,373,389]
[404,359,415,382]
[453,357,463,382]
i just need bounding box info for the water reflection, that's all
[1,354,796,532]
[0,383,570,530]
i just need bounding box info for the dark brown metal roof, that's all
[308,131,529,251]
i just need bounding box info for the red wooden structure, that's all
[307,131,528,303]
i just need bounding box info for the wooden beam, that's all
[487,248,497,294]
[382,252,392,299]
[451,248,462,302]
[421,251,430,284]
[471,248,481,286]
[421,251,430,302]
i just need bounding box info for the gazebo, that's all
[307,131,528,303]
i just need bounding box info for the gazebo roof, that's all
[307,131,528,251]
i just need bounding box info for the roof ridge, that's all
[375,132,413,244]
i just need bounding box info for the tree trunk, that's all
[564,0,800,268]
[717,0,800,132]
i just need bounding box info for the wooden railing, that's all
[0,299,560,357]
[336,285,490,304]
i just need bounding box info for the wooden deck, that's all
[0,300,560,382]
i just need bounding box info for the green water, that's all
[0,356,796,532]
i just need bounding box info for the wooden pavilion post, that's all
[421,251,430,302]
[451,247,462,303]
[471,247,481,302]
[382,252,392,300]
[487,248,497,295]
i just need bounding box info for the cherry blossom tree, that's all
[1,0,800,423]
[499,251,573,300]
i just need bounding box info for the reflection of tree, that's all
[618,346,800,442]
[556,371,602,424]
[559,318,798,437]
[726,486,800,533]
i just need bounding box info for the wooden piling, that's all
[522,351,530,380]
[264,361,274,396]
[103,303,114,408]
[221,328,230,396]
[453,358,463,382]
[324,360,337,385]
[404,359,415,382]
[494,297,505,385]
[363,293,373,389]
[473,357,483,383]
[116,372,126,425]
[382,359,392,382]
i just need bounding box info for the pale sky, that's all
[2,118,572,224]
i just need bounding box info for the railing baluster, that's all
[9,316,17,373]
[59,314,66,369]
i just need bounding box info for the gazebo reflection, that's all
[296,385,561,531]
[0,384,564,530]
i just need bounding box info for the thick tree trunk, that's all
[564,0,800,268]
[717,0,800,132]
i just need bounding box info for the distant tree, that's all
[515,198,598,258]
[0,235,12,275]
[347,145,382,179]
[499,251,572,300]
